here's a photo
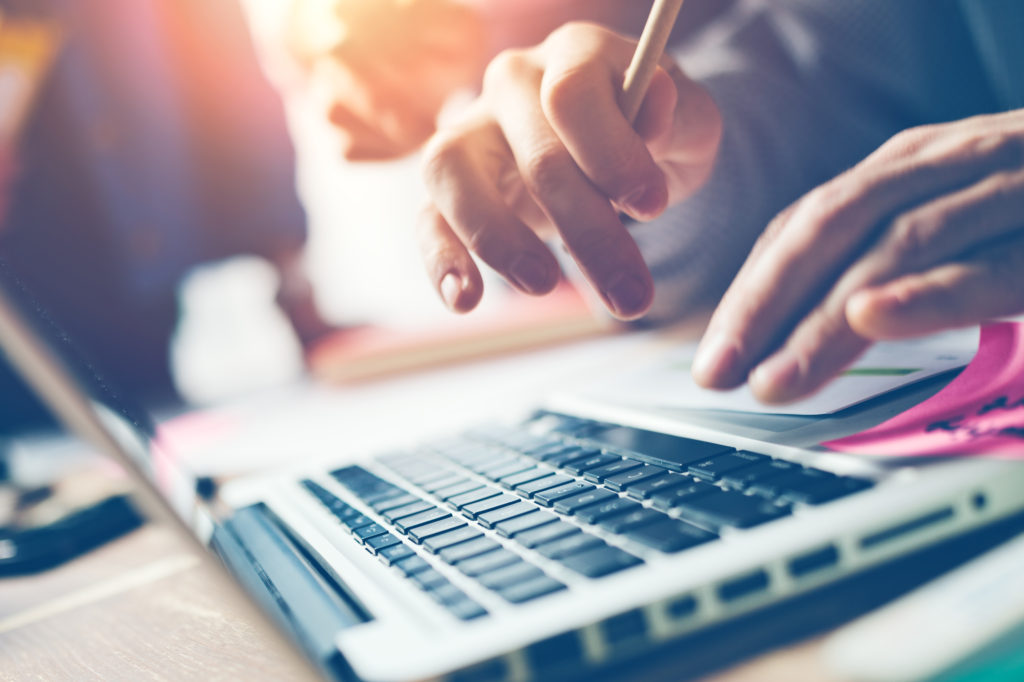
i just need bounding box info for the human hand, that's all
[418,22,722,319]
[692,109,1024,403]
[289,0,486,160]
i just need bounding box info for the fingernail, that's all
[509,254,551,294]
[603,273,650,319]
[622,185,664,220]
[750,353,802,403]
[692,333,741,387]
[440,272,461,310]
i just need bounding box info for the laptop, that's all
[3,264,1024,682]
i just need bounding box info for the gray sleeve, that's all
[635,0,997,324]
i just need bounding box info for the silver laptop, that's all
[3,263,1024,682]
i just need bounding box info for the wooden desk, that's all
[0,522,837,681]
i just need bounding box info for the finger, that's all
[417,206,484,313]
[693,129,1024,390]
[538,24,669,220]
[848,235,1024,340]
[422,115,561,297]
[485,49,653,319]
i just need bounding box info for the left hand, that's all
[692,109,1024,404]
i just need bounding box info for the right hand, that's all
[418,22,722,319]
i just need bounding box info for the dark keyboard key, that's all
[673,489,791,530]
[353,523,389,541]
[583,459,642,483]
[463,493,518,519]
[429,582,469,606]
[516,474,574,498]
[401,467,458,487]
[523,443,573,461]
[541,447,600,467]
[574,497,642,525]
[447,486,502,510]
[439,536,500,564]
[559,545,642,578]
[434,479,485,500]
[370,493,420,513]
[748,469,873,505]
[408,516,467,543]
[597,508,664,534]
[534,533,605,560]
[603,465,668,492]
[394,507,450,532]
[480,460,535,481]
[494,510,558,538]
[648,479,718,512]
[562,453,620,476]
[688,451,768,480]
[534,481,596,507]
[513,521,581,549]
[625,473,691,500]
[364,532,402,553]
[342,513,376,531]
[447,598,488,621]
[382,500,434,522]
[719,459,799,489]
[422,526,483,553]
[378,542,415,566]
[478,561,544,590]
[478,501,538,529]
[625,519,716,553]
[584,425,733,471]
[410,569,449,590]
[395,554,432,576]
[499,576,566,604]
[552,489,617,515]
[456,549,521,577]
[498,468,552,489]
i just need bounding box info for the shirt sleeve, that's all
[633,0,997,324]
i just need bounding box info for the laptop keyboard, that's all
[301,414,874,621]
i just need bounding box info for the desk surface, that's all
[0,523,837,681]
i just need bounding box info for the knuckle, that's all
[539,64,594,119]
[888,212,932,260]
[800,182,854,238]
[521,145,573,197]
[420,134,466,188]
[483,48,532,89]
[545,21,606,48]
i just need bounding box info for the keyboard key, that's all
[533,481,595,507]
[480,460,535,481]
[494,510,558,538]
[422,475,470,494]
[422,526,483,553]
[477,501,537,529]
[559,545,642,578]
[410,569,449,590]
[498,468,552,489]
[408,516,467,543]
[378,543,415,566]
[719,459,799,489]
[688,451,768,480]
[364,532,402,554]
[648,479,717,512]
[382,500,433,522]
[434,479,484,501]
[541,447,600,467]
[748,469,873,505]
[513,521,581,549]
[456,549,521,577]
[395,554,432,576]
[597,508,664,534]
[625,519,716,553]
[603,465,668,492]
[499,576,566,604]
[534,533,605,560]
[447,598,489,621]
[394,507,450,532]
[438,536,500,564]
[552,489,617,515]
[562,453,620,476]
[516,474,574,498]
[463,493,518,519]
[370,493,420,513]
[477,561,544,590]
[582,459,642,483]
[625,473,691,500]
[341,513,376,531]
[447,486,502,510]
[585,425,733,471]
[353,523,389,541]
[574,497,642,525]
[428,582,469,606]
[673,489,791,530]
